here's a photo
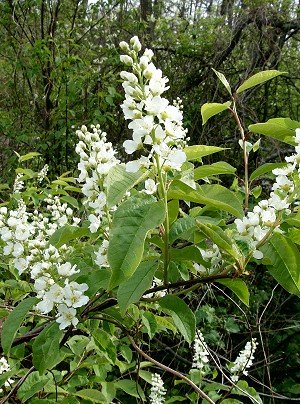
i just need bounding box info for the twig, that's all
[127,335,215,404]
[0,366,34,404]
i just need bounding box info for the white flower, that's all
[56,304,79,330]
[145,96,169,115]
[253,225,268,242]
[260,208,276,227]
[272,175,294,192]
[13,257,29,274]
[88,214,101,233]
[63,284,89,308]
[0,357,10,374]
[144,179,157,195]
[88,192,107,214]
[95,239,109,267]
[268,192,290,210]
[149,373,166,404]
[125,156,150,173]
[272,164,294,176]
[57,262,79,277]
[123,132,143,154]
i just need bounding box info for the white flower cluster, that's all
[0,195,89,330]
[235,129,300,259]
[192,330,210,372]
[230,338,258,382]
[0,357,14,393]
[149,373,167,404]
[94,239,109,268]
[13,173,24,193]
[37,164,49,183]
[75,124,119,233]
[194,243,222,275]
[119,36,188,173]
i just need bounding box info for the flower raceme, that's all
[234,128,300,260]
[119,37,188,174]
[230,338,258,382]
[191,330,210,373]
[149,373,167,404]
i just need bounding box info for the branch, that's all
[0,366,34,404]
[127,334,215,404]
[74,1,122,45]
[84,272,232,316]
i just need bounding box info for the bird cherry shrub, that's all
[0,36,299,403]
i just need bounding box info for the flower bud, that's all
[120,55,133,66]
[130,36,142,52]
[119,41,129,52]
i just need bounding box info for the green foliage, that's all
[32,323,64,375]
[159,295,196,344]
[1,297,38,355]
[201,102,232,125]
[262,233,300,296]
[108,194,165,289]
[236,70,287,94]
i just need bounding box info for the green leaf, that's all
[201,102,231,125]
[212,68,232,95]
[155,315,177,333]
[49,225,90,248]
[106,164,146,208]
[168,181,243,218]
[115,379,145,399]
[169,216,196,244]
[261,233,300,296]
[232,380,262,403]
[19,152,41,162]
[170,246,205,264]
[248,121,295,145]
[159,295,196,344]
[1,297,38,355]
[250,163,287,182]
[268,117,300,130]
[215,279,249,306]
[184,145,226,161]
[236,70,287,94]
[74,389,106,403]
[196,221,238,258]
[194,161,236,180]
[117,260,157,314]
[15,167,35,178]
[17,371,49,401]
[251,185,262,199]
[75,269,110,296]
[168,199,179,224]
[32,322,63,375]
[60,195,79,208]
[138,370,153,383]
[108,195,165,289]
[142,312,157,338]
